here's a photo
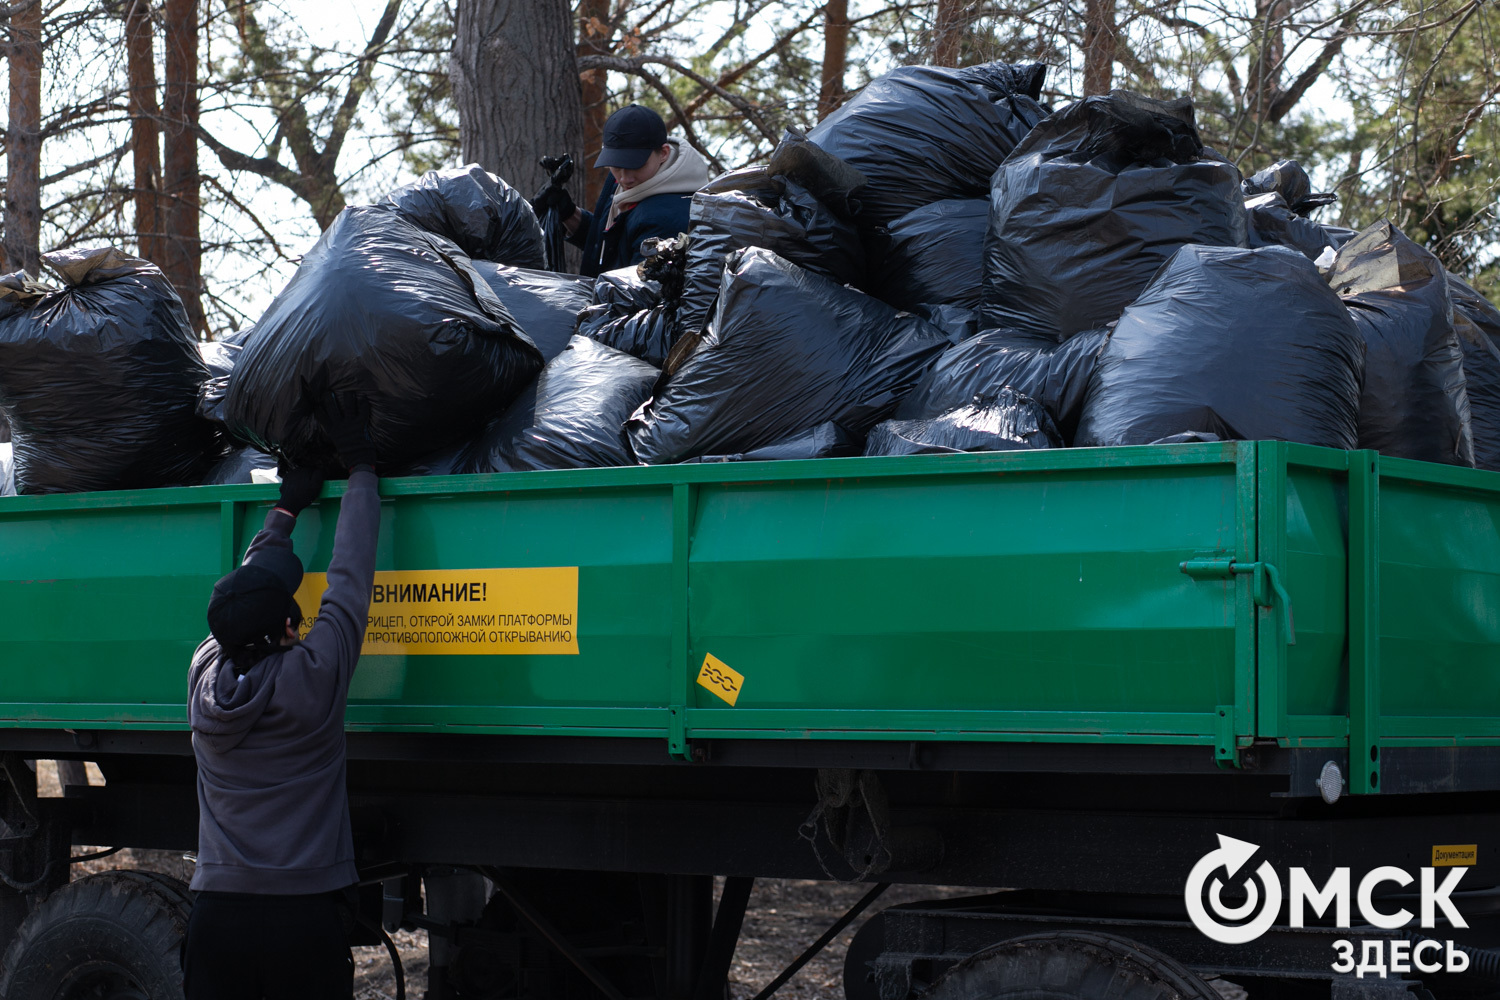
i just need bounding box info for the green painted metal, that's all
[2,441,1497,771]
[1348,451,1380,794]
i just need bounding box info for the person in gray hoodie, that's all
[184,394,379,1000]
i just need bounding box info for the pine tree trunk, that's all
[577,0,610,209]
[1082,0,1117,96]
[932,0,966,66]
[162,0,205,334]
[817,0,850,121]
[4,0,42,277]
[452,0,583,199]
[126,0,163,267]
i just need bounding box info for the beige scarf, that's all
[606,139,711,229]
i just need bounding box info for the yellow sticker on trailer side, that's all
[294,567,578,655]
[697,653,744,706]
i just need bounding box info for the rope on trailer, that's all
[798,769,893,883]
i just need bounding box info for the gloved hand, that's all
[275,463,325,517]
[530,183,576,221]
[530,154,577,219]
[314,392,377,471]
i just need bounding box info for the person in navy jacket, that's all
[536,105,710,277]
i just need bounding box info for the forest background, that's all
[0,0,1496,339]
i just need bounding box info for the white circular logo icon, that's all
[1185,834,1283,944]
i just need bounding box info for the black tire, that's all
[920,931,1222,1000]
[0,869,193,1000]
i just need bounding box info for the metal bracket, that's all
[1180,556,1295,644]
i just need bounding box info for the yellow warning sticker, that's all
[294,567,578,656]
[1432,844,1478,867]
[696,653,744,706]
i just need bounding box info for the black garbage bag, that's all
[0,410,10,444]
[866,390,1060,455]
[0,249,226,494]
[471,262,591,362]
[577,236,690,366]
[1074,244,1364,449]
[1241,159,1336,215]
[200,340,239,377]
[222,205,544,469]
[383,163,546,268]
[896,328,1108,444]
[981,91,1247,340]
[201,445,279,485]
[195,340,240,426]
[627,248,950,464]
[690,421,863,463]
[1245,193,1336,261]
[1447,273,1500,471]
[465,336,658,472]
[1328,222,1473,466]
[808,61,1048,227]
[910,303,980,344]
[877,199,987,310]
[676,131,866,341]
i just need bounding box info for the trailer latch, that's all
[1180,557,1295,644]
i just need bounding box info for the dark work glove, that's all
[276,463,325,516]
[314,392,377,471]
[530,154,577,219]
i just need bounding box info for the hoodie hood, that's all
[188,637,284,753]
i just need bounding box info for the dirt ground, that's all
[37,760,978,1000]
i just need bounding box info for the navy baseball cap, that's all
[596,105,668,169]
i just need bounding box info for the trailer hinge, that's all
[1180,557,1295,644]
[1214,704,1240,768]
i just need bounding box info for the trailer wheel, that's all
[0,869,192,1000]
[920,931,1222,1000]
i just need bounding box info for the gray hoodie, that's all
[187,468,380,894]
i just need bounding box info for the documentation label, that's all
[1432,844,1477,867]
[295,567,579,655]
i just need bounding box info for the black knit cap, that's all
[206,548,304,648]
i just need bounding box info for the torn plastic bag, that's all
[201,445,278,485]
[627,248,950,464]
[1241,159,1335,214]
[1447,273,1500,470]
[1245,193,1334,261]
[383,163,546,268]
[577,237,690,366]
[877,199,987,310]
[896,328,1107,444]
[471,262,592,362]
[1329,222,1473,466]
[464,336,658,472]
[0,249,226,494]
[222,205,544,469]
[981,91,1247,340]
[866,390,1060,455]
[808,61,1048,227]
[0,442,14,495]
[689,422,862,463]
[676,131,866,341]
[1074,244,1364,449]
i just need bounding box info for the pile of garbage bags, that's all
[5,67,1500,498]
[0,249,225,494]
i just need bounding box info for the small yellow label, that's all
[1432,845,1478,867]
[696,653,744,706]
[294,567,578,656]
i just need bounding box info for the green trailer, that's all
[0,441,1496,1000]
